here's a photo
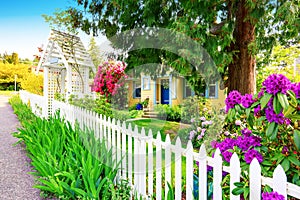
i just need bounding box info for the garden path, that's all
[0,95,41,200]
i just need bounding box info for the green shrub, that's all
[154,104,181,122]
[180,96,210,124]
[129,110,144,118]
[68,94,113,118]
[112,109,132,121]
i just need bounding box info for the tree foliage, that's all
[257,43,300,91]
[0,62,43,94]
[88,37,103,77]
[58,0,299,94]
[1,52,19,65]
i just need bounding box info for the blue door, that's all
[161,84,169,104]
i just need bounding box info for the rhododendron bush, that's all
[93,60,127,101]
[207,74,300,199]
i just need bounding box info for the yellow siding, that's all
[141,81,155,109]
[208,88,226,109]
[127,80,140,107]
[171,77,183,105]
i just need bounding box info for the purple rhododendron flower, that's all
[222,150,233,162]
[241,93,255,108]
[216,138,236,152]
[241,128,252,137]
[262,74,291,95]
[265,106,287,124]
[262,191,285,200]
[282,146,289,154]
[211,140,217,148]
[244,149,263,164]
[290,82,300,98]
[225,90,242,113]
[258,88,265,98]
[254,105,261,117]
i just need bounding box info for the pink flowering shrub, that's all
[93,60,127,101]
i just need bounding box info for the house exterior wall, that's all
[207,88,226,109]
[127,76,226,109]
[171,77,184,106]
[127,80,140,107]
[141,80,154,109]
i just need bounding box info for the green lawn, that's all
[126,118,190,142]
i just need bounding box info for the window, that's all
[133,81,141,98]
[184,80,194,98]
[206,81,218,98]
[142,76,151,90]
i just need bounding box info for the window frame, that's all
[133,80,141,98]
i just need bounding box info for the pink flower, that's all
[235,120,242,126]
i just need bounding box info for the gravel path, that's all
[0,95,42,200]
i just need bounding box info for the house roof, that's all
[36,29,94,73]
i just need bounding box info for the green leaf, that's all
[284,105,296,117]
[232,188,244,195]
[260,93,272,109]
[246,108,251,118]
[294,130,300,150]
[263,185,272,192]
[277,93,289,110]
[270,123,279,140]
[281,158,290,172]
[273,96,282,114]
[234,182,244,187]
[266,122,277,139]
[287,90,297,107]
[288,155,300,166]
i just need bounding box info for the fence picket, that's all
[186,140,194,200]
[99,114,103,140]
[133,125,140,192]
[273,165,287,199]
[111,118,116,169]
[250,158,261,200]
[116,120,121,179]
[165,135,171,200]
[121,122,127,180]
[199,144,207,200]
[148,130,154,196]
[103,115,107,146]
[230,153,240,200]
[213,148,222,200]
[156,132,162,200]
[107,117,112,150]
[175,137,182,200]
[128,123,133,186]
[140,128,146,196]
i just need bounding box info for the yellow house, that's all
[127,73,226,109]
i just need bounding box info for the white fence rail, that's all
[19,90,45,117]
[20,92,300,200]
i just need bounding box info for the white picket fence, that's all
[19,91,300,200]
[19,90,45,117]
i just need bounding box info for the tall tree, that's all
[88,37,103,77]
[63,0,299,95]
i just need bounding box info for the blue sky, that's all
[0,0,97,59]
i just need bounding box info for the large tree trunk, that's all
[228,0,256,95]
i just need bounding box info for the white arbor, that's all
[37,29,94,117]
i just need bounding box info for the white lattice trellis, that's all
[37,29,94,117]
